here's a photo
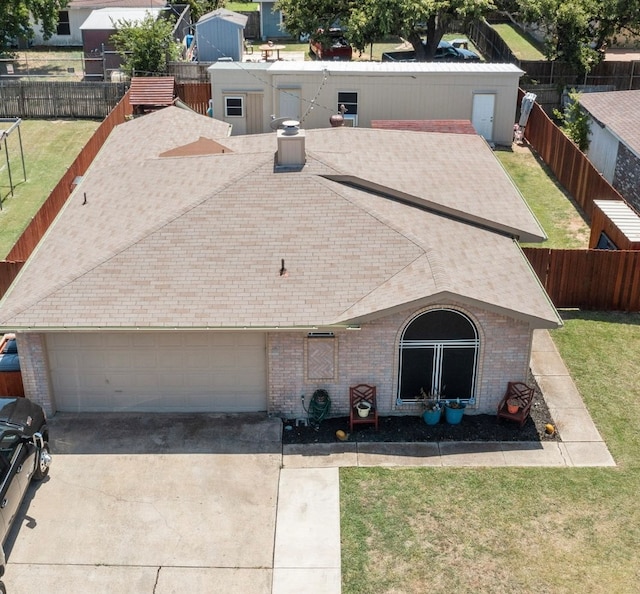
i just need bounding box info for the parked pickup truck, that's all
[309,28,352,61]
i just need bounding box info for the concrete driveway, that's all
[3,413,283,594]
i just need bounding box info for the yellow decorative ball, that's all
[336,430,347,441]
[545,423,555,435]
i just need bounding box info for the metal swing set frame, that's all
[0,118,27,209]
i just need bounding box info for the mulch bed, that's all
[282,379,559,445]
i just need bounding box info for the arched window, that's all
[398,309,479,402]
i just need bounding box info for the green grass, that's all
[495,147,590,248]
[492,23,546,61]
[341,311,640,594]
[0,119,99,258]
[226,1,258,11]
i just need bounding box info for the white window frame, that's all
[224,96,244,117]
[337,91,358,127]
[397,308,479,404]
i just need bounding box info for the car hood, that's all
[457,48,479,59]
[0,397,45,434]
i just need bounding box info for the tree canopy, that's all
[178,0,226,22]
[112,14,182,76]
[505,0,640,71]
[0,0,68,52]
[275,0,495,59]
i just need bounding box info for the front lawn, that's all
[341,311,640,594]
[0,119,99,258]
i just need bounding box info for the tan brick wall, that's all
[16,332,56,416]
[267,302,532,417]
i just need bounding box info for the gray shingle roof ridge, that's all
[304,128,546,242]
[317,176,451,284]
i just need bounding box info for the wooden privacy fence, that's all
[519,88,626,221]
[468,19,640,90]
[168,62,213,83]
[524,248,640,311]
[0,262,25,301]
[0,92,133,297]
[175,82,211,114]
[0,80,127,118]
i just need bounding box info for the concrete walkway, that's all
[273,329,615,594]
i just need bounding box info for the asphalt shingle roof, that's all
[580,89,640,157]
[0,107,559,330]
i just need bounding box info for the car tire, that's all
[34,443,51,480]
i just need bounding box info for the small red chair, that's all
[349,384,379,432]
[497,381,535,427]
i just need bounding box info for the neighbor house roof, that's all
[197,8,248,27]
[0,107,559,331]
[79,7,165,30]
[579,89,640,158]
[70,0,166,8]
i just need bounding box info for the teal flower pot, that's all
[422,408,442,426]
[444,403,466,425]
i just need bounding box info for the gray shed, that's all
[195,8,247,62]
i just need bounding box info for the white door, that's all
[46,332,267,412]
[472,93,495,141]
[278,88,301,120]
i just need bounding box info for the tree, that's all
[0,0,69,51]
[111,14,182,77]
[553,90,591,151]
[274,0,352,42]
[179,1,227,22]
[275,0,494,60]
[512,0,640,72]
[349,0,494,61]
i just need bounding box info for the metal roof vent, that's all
[281,120,300,135]
[276,120,305,168]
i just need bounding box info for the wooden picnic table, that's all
[259,44,286,61]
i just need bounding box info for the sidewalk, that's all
[272,330,615,594]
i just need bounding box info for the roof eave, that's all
[332,290,562,330]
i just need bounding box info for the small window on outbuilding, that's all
[224,96,244,117]
[596,232,618,250]
[338,92,358,126]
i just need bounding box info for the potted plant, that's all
[356,401,372,418]
[506,398,520,414]
[418,387,442,425]
[422,398,442,425]
[444,398,466,424]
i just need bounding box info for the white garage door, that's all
[46,332,267,412]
